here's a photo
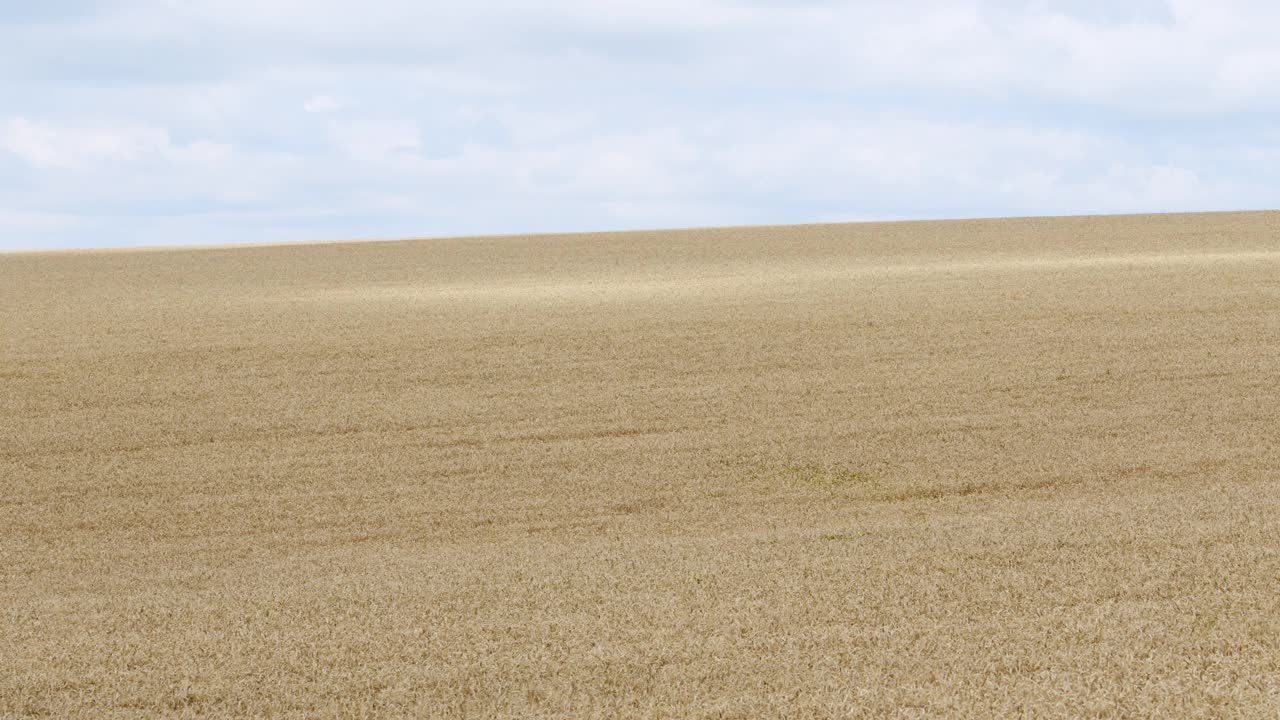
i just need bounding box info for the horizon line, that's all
[4,206,1277,256]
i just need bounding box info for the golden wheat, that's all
[3,211,1279,718]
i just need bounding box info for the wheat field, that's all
[3,211,1280,718]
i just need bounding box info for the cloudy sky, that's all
[3,1,1279,250]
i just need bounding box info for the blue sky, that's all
[2,0,1279,250]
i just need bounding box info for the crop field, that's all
[3,211,1280,718]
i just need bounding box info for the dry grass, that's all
[3,211,1280,718]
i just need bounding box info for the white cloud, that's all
[1,117,232,171]
[328,121,422,164]
[2,118,163,169]
[303,94,341,113]
[0,209,85,234]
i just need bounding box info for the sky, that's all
[2,0,1279,250]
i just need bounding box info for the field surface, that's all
[3,211,1280,718]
